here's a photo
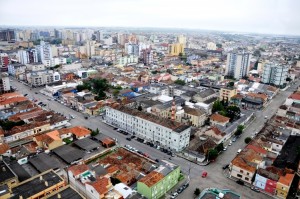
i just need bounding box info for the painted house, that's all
[137,160,180,199]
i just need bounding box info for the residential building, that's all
[10,170,65,199]
[0,29,15,41]
[210,113,230,127]
[105,105,191,151]
[137,160,180,199]
[206,42,217,50]
[37,41,53,66]
[33,130,64,150]
[169,43,184,56]
[225,51,251,79]
[0,53,10,68]
[262,63,288,87]
[0,72,11,94]
[192,88,217,103]
[126,43,139,56]
[85,177,112,199]
[220,87,237,102]
[26,70,60,87]
[276,173,295,199]
[142,48,154,65]
[0,161,18,188]
[181,106,206,127]
[17,49,38,64]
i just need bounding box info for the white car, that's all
[223,146,227,151]
[228,141,232,146]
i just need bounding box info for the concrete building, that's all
[262,63,288,87]
[137,160,180,199]
[206,42,217,50]
[0,72,10,93]
[169,43,184,56]
[225,51,251,79]
[126,43,139,56]
[0,29,15,41]
[0,53,10,68]
[105,105,191,151]
[219,87,237,102]
[17,49,38,64]
[142,48,154,65]
[37,41,53,66]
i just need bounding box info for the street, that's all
[10,78,299,199]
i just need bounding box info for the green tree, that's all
[63,138,72,144]
[194,188,201,196]
[166,69,172,74]
[216,43,222,48]
[227,82,234,87]
[286,77,292,82]
[138,105,143,111]
[151,70,158,74]
[91,128,100,136]
[215,143,224,152]
[174,79,186,86]
[207,149,218,160]
[245,137,252,144]
[0,120,25,130]
[235,125,245,136]
[113,89,120,97]
[212,100,225,113]
[225,106,241,121]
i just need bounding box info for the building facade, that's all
[105,105,190,151]
[262,63,288,86]
[225,52,251,79]
[219,87,237,102]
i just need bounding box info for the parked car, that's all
[182,183,189,189]
[126,137,131,141]
[35,92,38,94]
[236,180,244,185]
[251,186,260,192]
[223,146,227,151]
[24,94,28,96]
[170,192,178,199]
[232,137,237,142]
[177,187,184,193]
[131,135,136,139]
[155,159,160,163]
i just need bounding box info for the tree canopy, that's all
[174,79,186,86]
[245,137,252,144]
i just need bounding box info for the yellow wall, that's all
[219,88,237,102]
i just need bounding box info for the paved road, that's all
[10,78,299,199]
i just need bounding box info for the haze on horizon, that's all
[0,0,299,36]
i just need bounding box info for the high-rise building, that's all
[0,53,10,68]
[0,29,15,41]
[0,72,10,94]
[37,41,53,66]
[54,29,62,39]
[225,52,251,79]
[85,40,96,57]
[142,48,153,65]
[177,35,186,47]
[262,63,288,86]
[126,43,139,56]
[168,43,185,56]
[17,49,38,64]
[96,31,103,41]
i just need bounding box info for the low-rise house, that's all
[137,160,180,199]
[86,176,112,199]
[33,130,64,150]
[276,173,295,199]
[0,161,18,188]
[210,113,230,127]
[181,106,206,127]
[192,88,217,103]
[202,127,226,144]
[241,92,268,109]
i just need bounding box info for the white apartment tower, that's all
[262,63,288,86]
[225,51,251,79]
[37,41,53,66]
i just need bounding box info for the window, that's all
[246,172,249,175]
[245,177,249,181]
[237,174,242,178]
[240,170,243,173]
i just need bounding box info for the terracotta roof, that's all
[87,177,110,195]
[210,127,226,137]
[246,145,267,155]
[232,94,243,99]
[247,92,268,101]
[106,165,119,174]
[102,138,115,145]
[183,106,205,116]
[139,171,164,187]
[0,96,28,106]
[278,173,294,186]
[0,143,10,154]
[68,164,89,176]
[0,92,22,98]
[210,113,230,123]
[67,126,91,137]
[289,93,300,101]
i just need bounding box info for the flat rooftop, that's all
[0,161,15,184]
[52,145,85,164]
[73,138,100,151]
[11,170,64,199]
[29,153,63,173]
[47,186,84,199]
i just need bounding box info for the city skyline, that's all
[1,0,300,36]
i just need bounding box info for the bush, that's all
[245,137,252,144]
[194,188,201,196]
[63,138,72,145]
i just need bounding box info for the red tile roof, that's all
[289,93,300,101]
[87,177,110,195]
[278,173,295,186]
[68,164,89,176]
[246,145,267,155]
[210,113,230,123]
[0,96,28,106]
[139,171,164,187]
[0,143,10,154]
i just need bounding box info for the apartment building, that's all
[105,105,190,151]
[225,51,251,79]
[262,63,288,86]
[219,87,237,102]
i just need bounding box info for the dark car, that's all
[222,164,229,170]
[155,159,160,163]
[35,92,38,94]
[113,127,118,130]
[24,94,28,96]
[167,151,172,155]
[177,187,184,193]
[126,137,131,141]
[183,183,189,189]
[149,143,154,147]
[236,180,244,185]
[123,132,129,135]
[131,135,136,139]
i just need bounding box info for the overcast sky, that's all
[0,0,299,35]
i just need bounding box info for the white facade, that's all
[117,55,138,66]
[262,63,288,86]
[17,49,38,64]
[1,73,10,92]
[37,41,53,65]
[207,42,217,50]
[225,52,251,79]
[105,106,191,151]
